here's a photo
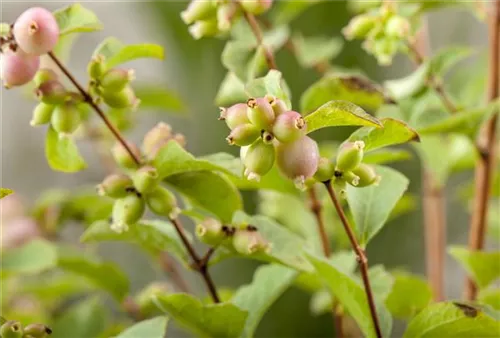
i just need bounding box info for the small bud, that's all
[134,282,169,317]
[240,0,273,15]
[276,136,320,182]
[22,324,52,338]
[181,0,217,25]
[219,103,249,130]
[132,165,159,194]
[351,163,380,187]
[0,320,23,338]
[385,16,410,38]
[336,141,365,172]
[343,170,360,187]
[343,14,377,40]
[33,68,58,87]
[226,123,260,146]
[272,111,307,143]
[266,95,287,116]
[102,85,139,109]
[142,122,185,160]
[314,157,336,182]
[97,173,133,198]
[111,194,145,233]
[30,102,54,126]
[232,227,270,255]
[51,101,81,136]
[1,49,40,88]
[35,80,67,104]
[13,7,59,55]
[111,141,141,169]
[195,218,224,246]
[243,139,275,181]
[188,19,219,40]
[87,55,106,79]
[100,68,134,91]
[146,186,180,219]
[246,97,275,130]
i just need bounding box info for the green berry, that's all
[219,103,250,130]
[111,141,141,169]
[247,97,275,130]
[181,0,217,24]
[0,320,23,338]
[240,0,273,15]
[87,55,106,79]
[111,193,145,233]
[35,80,67,104]
[351,163,380,187]
[343,14,377,40]
[314,157,336,182]
[30,102,54,126]
[134,282,169,318]
[102,85,138,109]
[132,165,159,194]
[226,123,260,146]
[336,141,365,172]
[188,19,219,40]
[146,186,180,219]
[97,173,133,198]
[243,139,275,181]
[51,102,81,136]
[385,16,410,38]
[196,218,224,246]
[33,68,58,87]
[266,95,287,116]
[232,227,270,255]
[100,68,134,91]
[22,324,52,338]
[343,170,361,187]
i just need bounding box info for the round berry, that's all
[146,186,180,219]
[240,0,273,15]
[102,85,139,109]
[272,111,307,143]
[243,139,275,181]
[30,102,54,126]
[219,103,249,130]
[351,163,380,187]
[247,97,275,130]
[33,68,58,87]
[35,79,67,104]
[226,123,260,146]
[51,102,81,136]
[97,174,133,198]
[1,48,40,88]
[314,157,335,183]
[111,141,141,169]
[100,68,134,91]
[336,141,365,172]
[276,136,320,182]
[13,7,59,55]
[111,194,145,233]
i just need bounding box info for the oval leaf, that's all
[114,317,168,338]
[363,149,413,164]
[448,246,500,289]
[93,37,164,68]
[1,239,57,276]
[54,4,103,36]
[45,126,87,172]
[305,100,382,133]
[245,70,292,109]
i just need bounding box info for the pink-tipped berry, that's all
[246,97,275,130]
[1,48,40,88]
[97,174,134,198]
[272,111,307,143]
[276,136,320,187]
[219,103,249,130]
[226,123,260,146]
[13,7,59,55]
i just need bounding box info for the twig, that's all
[465,0,500,300]
[159,252,191,294]
[323,182,382,338]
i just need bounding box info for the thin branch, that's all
[465,0,500,300]
[159,252,191,294]
[323,182,382,338]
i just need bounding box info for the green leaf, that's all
[0,188,13,199]
[232,264,297,338]
[388,194,418,222]
[246,70,292,109]
[270,0,322,25]
[301,75,387,114]
[430,46,474,76]
[134,84,185,114]
[385,272,433,320]
[305,101,382,133]
[46,126,87,172]
[347,118,420,152]
[222,41,266,83]
[114,317,168,338]
[292,35,343,68]
[306,253,393,338]
[81,219,189,264]
[367,265,394,302]
[1,239,57,276]
[414,135,455,187]
[51,297,108,338]
[404,302,500,337]
[166,171,242,223]
[363,149,413,165]
[93,37,164,68]
[385,63,430,100]
[53,4,103,35]
[58,250,129,301]
[448,246,500,289]
[153,293,248,338]
[346,165,409,245]
[309,290,334,316]
[215,72,248,107]
[479,289,500,311]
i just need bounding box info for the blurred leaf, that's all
[347,118,420,152]
[52,32,79,62]
[114,317,168,338]
[449,52,487,108]
[232,264,297,338]
[385,272,433,320]
[367,265,394,302]
[0,188,13,199]
[58,250,129,301]
[430,46,474,76]
[448,135,479,173]
[246,70,292,109]
[51,297,107,338]
[1,239,57,277]
[388,194,417,222]
[135,84,185,114]
[54,3,103,35]
[414,135,454,187]
[309,290,333,316]
[263,26,290,51]
[385,63,429,100]
[488,202,500,242]
[153,293,248,338]
[448,246,500,289]
[81,219,189,264]
[166,171,242,223]
[404,302,500,337]
[301,74,387,114]
[479,289,500,311]
[93,37,164,68]
[46,126,87,173]
[270,0,322,25]
[65,192,113,225]
[292,35,343,69]
[306,253,393,338]
[305,101,382,133]
[363,149,413,165]
[215,72,248,106]
[20,273,93,302]
[346,165,409,245]
[222,41,266,83]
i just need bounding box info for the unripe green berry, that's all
[0,320,23,338]
[132,165,159,194]
[196,218,224,246]
[146,186,180,219]
[111,193,145,233]
[247,97,275,130]
[97,173,133,198]
[134,282,169,318]
[188,19,219,40]
[87,55,106,79]
[385,15,410,38]
[100,68,134,91]
[35,79,67,104]
[102,85,139,109]
[51,102,81,136]
[276,136,320,187]
[22,324,52,338]
[232,227,270,255]
[217,3,238,32]
[219,103,249,130]
[343,14,377,40]
[181,0,217,24]
[111,141,141,169]
[372,38,398,65]
[351,163,380,187]
[314,157,335,182]
[336,141,365,172]
[240,0,273,15]
[33,68,58,87]
[342,170,360,187]
[272,111,307,143]
[30,102,54,126]
[226,123,260,146]
[243,139,275,181]
[266,95,287,116]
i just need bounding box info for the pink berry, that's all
[13,7,59,55]
[272,111,307,143]
[276,136,320,183]
[219,103,249,130]
[0,48,40,88]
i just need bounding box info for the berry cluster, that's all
[1,320,52,338]
[221,96,320,188]
[181,0,273,40]
[1,7,59,88]
[99,123,185,233]
[342,5,410,65]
